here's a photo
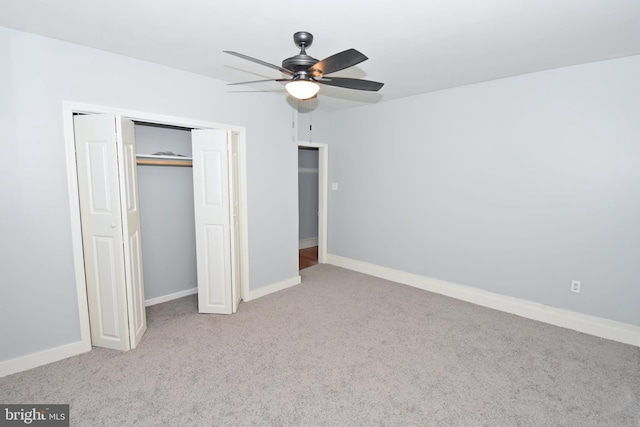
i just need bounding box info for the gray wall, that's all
[135,124,196,300]
[297,101,316,143]
[298,148,319,242]
[318,55,640,327]
[0,26,299,361]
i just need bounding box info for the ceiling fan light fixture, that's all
[285,79,320,100]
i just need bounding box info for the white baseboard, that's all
[327,254,640,348]
[145,287,198,307]
[244,275,302,302]
[0,340,91,378]
[299,237,318,249]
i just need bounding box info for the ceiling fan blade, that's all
[224,51,295,76]
[227,79,290,86]
[309,49,368,76]
[317,77,384,92]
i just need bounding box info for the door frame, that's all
[63,101,250,350]
[297,141,328,264]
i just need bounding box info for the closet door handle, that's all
[111,223,117,229]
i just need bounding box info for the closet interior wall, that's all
[134,123,197,302]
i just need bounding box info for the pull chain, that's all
[308,98,313,142]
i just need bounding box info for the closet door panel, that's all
[204,224,229,306]
[192,129,233,314]
[74,114,130,351]
[117,117,147,349]
[126,229,146,343]
[91,236,123,339]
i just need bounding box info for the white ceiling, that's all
[2,0,640,111]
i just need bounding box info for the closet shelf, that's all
[136,154,192,167]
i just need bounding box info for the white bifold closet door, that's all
[192,129,236,314]
[74,114,147,351]
[74,118,237,351]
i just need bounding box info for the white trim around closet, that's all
[62,101,250,357]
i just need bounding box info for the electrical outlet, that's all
[570,280,581,293]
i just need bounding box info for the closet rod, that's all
[136,159,192,167]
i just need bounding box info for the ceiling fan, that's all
[224,31,384,100]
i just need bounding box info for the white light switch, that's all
[331,183,339,191]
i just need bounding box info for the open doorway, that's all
[298,146,319,269]
[297,142,328,270]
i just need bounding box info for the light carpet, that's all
[1,264,639,426]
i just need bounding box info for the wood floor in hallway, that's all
[299,246,318,270]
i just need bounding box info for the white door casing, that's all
[317,144,328,264]
[192,129,233,314]
[74,114,147,351]
[229,131,242,313]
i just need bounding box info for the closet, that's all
[134,123,197,304]
[72,112,244,352]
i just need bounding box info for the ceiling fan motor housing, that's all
[282,31,319,75]
[282,54,319,73]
